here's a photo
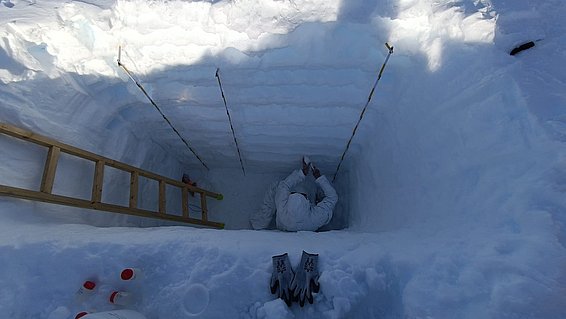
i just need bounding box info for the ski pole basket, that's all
[0,123,224,229]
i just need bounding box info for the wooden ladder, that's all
[0,123,224,229]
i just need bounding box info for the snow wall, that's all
[2,0,566,318]
[0,0,563,233]
[345,0,566,235]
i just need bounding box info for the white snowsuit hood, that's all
[280,193,311,228]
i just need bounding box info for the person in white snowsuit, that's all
[250,157,338,231]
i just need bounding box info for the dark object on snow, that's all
[182,173,197,196]
[290,251,320,307]
[510,41,535,56]
[270,253,295,306]
[181,173,196,186]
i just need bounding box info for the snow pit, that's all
[1,0,566,318]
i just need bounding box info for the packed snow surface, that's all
[1,0,566,318]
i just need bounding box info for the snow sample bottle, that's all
[120,268,142,281]
[75,311,89,319]
[109,291,135,306]
[75,281,96,303]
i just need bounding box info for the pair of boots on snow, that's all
[270,251,320,307]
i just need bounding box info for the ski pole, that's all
[117,46,209,171]
[332,43,394,182]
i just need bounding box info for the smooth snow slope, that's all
[2,0,566,318]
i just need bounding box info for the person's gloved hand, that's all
[270,253,295,306]
[290,251,320,307]
[302,156,311,176]
[312,165,321,179]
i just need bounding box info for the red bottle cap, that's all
[121,268,134,280]
[75,311,89,319]
[83,281,96,290]
[109,291,119,303]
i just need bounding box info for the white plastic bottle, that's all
[76,309,147,319]
[109,291,135,306]
[75,281,96,303]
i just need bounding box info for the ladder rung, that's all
[200,193,208,222]
[182,187,189,218]
[159,180,166,214]
[129,171,138,209]
[91,160,105,203]
[40,146,60,193]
